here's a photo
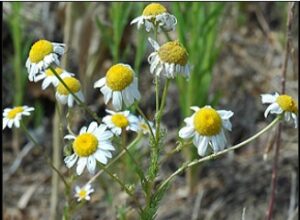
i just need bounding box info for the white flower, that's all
[261,92,298,128]
[74,184,94,202]
[103,110,139,135]
[94,63,140,111]
[3,106,34,129]
[34,67,74,90]
[26,39,65,82]
[179,106,234,156]
[137,116,155,135]
[64,122,115,175]
[55,76,84,107]
[131,3,177,32]
[148,38,190,79]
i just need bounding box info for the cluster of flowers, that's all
[3,3,298,202]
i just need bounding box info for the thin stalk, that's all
[86,134,142,185]
[120,131,146,182]
[266,3,295,220]
[98,163,143,213]
[49,67,101,123]
[158,116,282,192]
[136,105,155,139]
[154,26,160,113]
[19,121,68,187]
[155,79,170,142]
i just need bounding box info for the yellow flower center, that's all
[142,3,167,16]
[140,123,148,131]
[106,64,134,91]
[111,114,129,128]
[45,67,64,76]
[29,40,53,63]
[57,77,81,95]
[7,107,24,119]
[193,107,222,136]
[158,41,188,66]
[73,133,98,157]
[78,189,87,199]
[276,95,298,113]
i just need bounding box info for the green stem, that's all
[49,67,102,123]
[120,132,146,182]
[20,121,69,187]
[136,105,155,139]
[157,116,282,192]
[86,134,142,185]
[98,163,143,213]
[155,79,170,142]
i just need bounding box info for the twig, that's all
[265,3,295,220]
[4,142,34,182]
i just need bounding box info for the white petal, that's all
[76,157,87,175]
[41,78,52,90]
[217,110,234,120]
[291,113,298,128]
[14,119,20,128]
[100,142,115,151]
[98,130,113,141]
[179,126,195,139]
[264,103,282,118]
[87,121,98,133]
[64,154,78,168]
[87,156,96,174]
[67,95,74,107]
[94,77,106,88]
[64,134,76,140]
[222,119,232,131]
[112,91,122,111]
[190,106,200,112]
[100,86,112,105]
[80,126,87,134]
[148,37,160,50]
[194,135,209,156]
[122,88,133,106]
[261,93,277,104]
[94,150,108,164]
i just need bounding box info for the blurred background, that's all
[2,2,298,220]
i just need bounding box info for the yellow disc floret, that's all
[29,40,53,63]
[158,41,188,65]
[142,3,167,16]
[7,107,23,119]
[78,189,87,199]
[73,133,98,157]
[111,114,129,128]
[45,67,64,76]
[276,95,298,113]
[193,107,222,136]
[57,77,81,95]
[106,64,134,91]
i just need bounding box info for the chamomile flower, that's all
[34,67,74,90]
[103,110,139,135]
[261,92,298,128]
[26,39,65,81]
[64,122,115,175]
[137,116,155,135]
[74,184,94,202]
[55,76,84,107]
[3,106,34,130]
[179,106,234,156]
[130,3,177,32]
[148,38,190,79]
[94,63,141,111]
